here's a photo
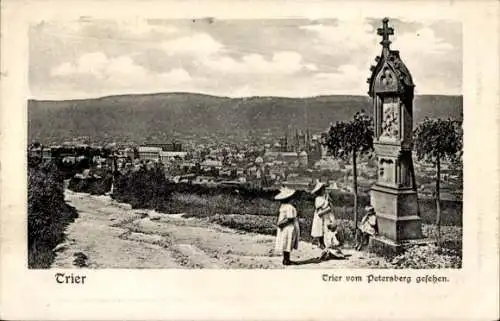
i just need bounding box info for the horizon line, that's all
[29,91,464,102]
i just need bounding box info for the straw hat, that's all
[311,180,326,194]
[365,205,375,213]
[274,187,296,201]
[327,222,338,231]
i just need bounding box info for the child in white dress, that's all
[320,222,346,260]
[355,205,378,251]
[274,187,300,266]
[310,181,334,249]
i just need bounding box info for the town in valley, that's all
[28,126,462,201]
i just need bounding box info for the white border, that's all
[1,1,499,320]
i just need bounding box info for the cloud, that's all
[158,68,192,83]
[33,19,461,99]
[311,64,368,94]
[299,20,377,51]
[391,27,458,94]
[227,64,368,97]
[114,19,178,37]
[315,64,362,81]
[393,27,454,55]
[51,52,148,80]
[38,19,179,44]
[203,51,317,75]
[82,18,179,42]
[161,33,224,56]
[51,52,109,77]
[50,52,192,95]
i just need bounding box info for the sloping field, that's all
[53,190,391,269]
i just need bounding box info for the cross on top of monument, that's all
[377,17,394,50]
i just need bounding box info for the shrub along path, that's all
[53,190,391,269]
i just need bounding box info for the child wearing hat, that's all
[355,205,378,251]
[274,187,300,266]
[310,180,334,249]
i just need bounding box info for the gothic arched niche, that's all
[374,64,398,93]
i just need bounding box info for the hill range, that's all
[28,93,463,144]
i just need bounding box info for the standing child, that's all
[310,180,334,249]
[274,187,300,266]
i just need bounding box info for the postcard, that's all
[1,0,499,320]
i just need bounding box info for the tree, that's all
[413,117,463,247]
[323,111,374,238]
[133,146,140,160]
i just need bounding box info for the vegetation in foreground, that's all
[68,164,461,266]
[65,166,463,268]
[28,161,78,268]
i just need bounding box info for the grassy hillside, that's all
[28,93,462,144]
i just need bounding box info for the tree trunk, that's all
[352,152,359,240]
[435,156,442,249]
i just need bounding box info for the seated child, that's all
[355,205,378,251]
[320,222,346,260]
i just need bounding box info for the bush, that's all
[209,214,277,235]
[112,165,172,210]
[28,162,78,268]
[68,173,113,195]
[389,244,462,269]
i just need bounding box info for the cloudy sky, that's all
[29,17,462,100]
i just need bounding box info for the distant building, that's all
[264,151,299,164]
[200,159,223,171]
[294,129,308,152]
[298,151,308,168]
[282,179,312,191]
[123,148,135,160]
[180,162,197,172]
[29,145,43,159]
[193,176,216,185]
[160,151,187,164]
[263,151,280,161]
[279,152,299,168]
[144,142,182,152]
[138,146,161,161]
[42,148,52,161]
[314,157,342,171]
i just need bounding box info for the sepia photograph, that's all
[27,15,464,270]
[2,0,500,320]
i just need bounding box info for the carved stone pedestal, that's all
[366,18,433,256]
[371,184,422,241]
[369,184,433,256]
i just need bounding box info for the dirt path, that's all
[52,190,388,269]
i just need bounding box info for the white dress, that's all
[359,214,377,236]
[324,231,341,249]
[275,204,300,252]
[311,196,334,238]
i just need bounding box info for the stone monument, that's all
[366,18,426,252]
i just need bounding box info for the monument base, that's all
[371,184,424,241]
[369,184,431,257]
[369,235,436,258]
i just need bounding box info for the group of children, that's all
[274,181,378,266]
